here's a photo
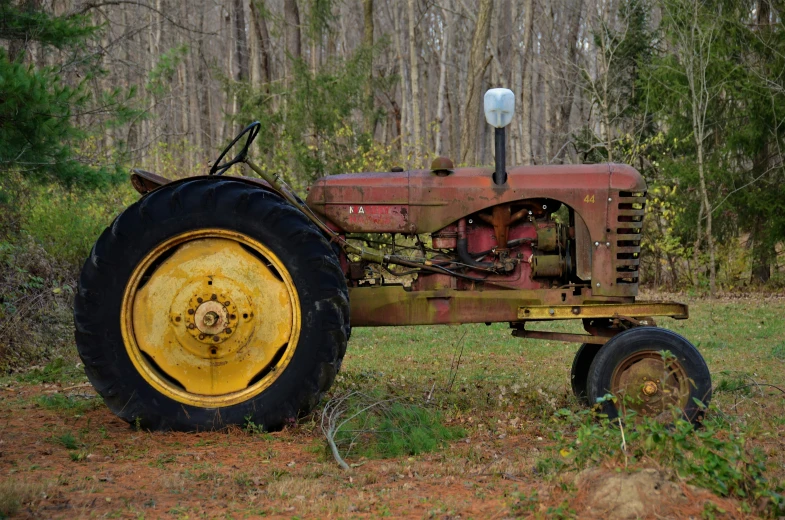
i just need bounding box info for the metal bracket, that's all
[517,301,688,321]
[511,329,610,345]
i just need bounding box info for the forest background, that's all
[0,0,784,368]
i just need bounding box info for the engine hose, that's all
[470,237,533,258]
[457,218,496,270]
[386,255,488,282]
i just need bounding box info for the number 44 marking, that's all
[584,195,595,203]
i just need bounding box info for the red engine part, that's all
[412,219,561,292]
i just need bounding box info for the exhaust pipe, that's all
[493,127,506,185]
[484,88,515,186]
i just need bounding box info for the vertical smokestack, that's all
[494,127,507,185]
[483,88,515,186]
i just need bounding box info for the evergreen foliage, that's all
[0,0,127,187]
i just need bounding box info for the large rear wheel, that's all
[74,178,349,431]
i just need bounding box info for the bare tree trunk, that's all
[681,0,717,296]
[197,6,213,153]
[544,67,552,161]
[751,0,773,285]
[392,4,409,157]
[554,0,583,163]
[750,214,774,284]
[692,196,704,287]
[460,0,493,165]
[509,0,521,165]
[407,0,421,156]
[449,88,459,160]
[434,5,449,156]
[234,0,249,81]
[284,0,302,81]
[250,0,272,84]
[520,0,534,165]
[363,0,375,134]
[696,143,716,295]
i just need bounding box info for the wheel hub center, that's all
[203,311,219,327]
[641,381,659,396]
[194,300,229,335]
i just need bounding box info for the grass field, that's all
[1,296,784,518]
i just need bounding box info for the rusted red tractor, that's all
[74,89,710,430]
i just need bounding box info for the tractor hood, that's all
[305,163,646,234]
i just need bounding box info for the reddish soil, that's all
[0,383,749,519]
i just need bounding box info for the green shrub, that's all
[17,357,73,384]
[37,393,99,415]
[330,395,465,460]
[55,432,78,450]
[21,184,134,268]
[715,371,753,395]
[0,238,75,371]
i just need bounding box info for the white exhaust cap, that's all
[483,88,515,128]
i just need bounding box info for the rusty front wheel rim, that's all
[120,229,301,408]
[610,350,690,419]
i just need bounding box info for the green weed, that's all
[537,407,784,515]
[510,489,540,515]
[17,358,79,384]
[243,415,266,435]
[714,372,753,395]
[36,393,99,415]
[151,454,176,468]
[69,451,87,462]
[332,396,465,459]
[56,432,78,450]
[234,472,253,489]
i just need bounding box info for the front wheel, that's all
[586,327,711,423]
[74,178,349,431]
[570,343,602,405]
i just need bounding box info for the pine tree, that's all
[0,1,124,186]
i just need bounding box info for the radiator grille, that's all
[615,191,646,285]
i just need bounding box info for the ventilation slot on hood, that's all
[615,191,646,285]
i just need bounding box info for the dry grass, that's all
[0,479,47,517]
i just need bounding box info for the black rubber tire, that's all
[330,242,352,349]
[570,343,602,404]
[586,327,711,423]
[74,178,349,431]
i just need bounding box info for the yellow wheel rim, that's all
[120,229,301,408]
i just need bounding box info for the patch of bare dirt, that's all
[571,467,741,519]
[0,383,752,519]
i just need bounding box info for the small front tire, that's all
[586,327,711,423]
[570,343,602,405]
